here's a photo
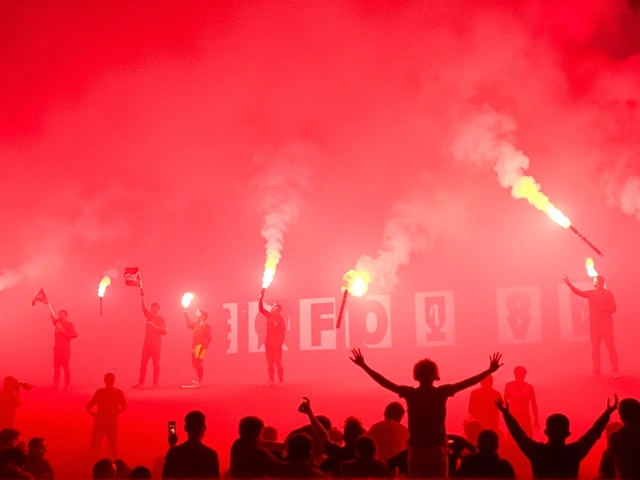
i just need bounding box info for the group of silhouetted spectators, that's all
[2,350,640,479]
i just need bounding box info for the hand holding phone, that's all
[168,421,177,436]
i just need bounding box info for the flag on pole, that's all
[31,288,48,306]
[124,267,142,287]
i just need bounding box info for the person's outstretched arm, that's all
[184,310,196,330]
[349,349,401,394]
[299,397,330,444]
[495,398,537,459]
[141,289,150,315]
[448,353,503,395]
[563,275,589,298]
[530,385,540,430]
[259,292,270,317]
[574,395,618,460]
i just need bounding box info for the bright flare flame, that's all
[511,176,572,228]
[262,254,278,289]
[586,258,598,278]
[181,292,194,309]
[342,269,371,297]
[98,277,111,298]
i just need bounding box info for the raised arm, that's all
[349,349,401,394]
[299,397,330,444]
[530,385,540,430]
[449,353,503,395]
[495,398,537,458]
[574,395,618,460]
[563,275,589,298]
[258,294,270,317]
[141,290,150,315]
[184,311,196,330]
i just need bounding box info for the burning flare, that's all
[452,107,572,228]
[98,277,111,298]
[262,255,278,289]
[585,258,598,278]
[342,269,371,297]
[181,292,194,309]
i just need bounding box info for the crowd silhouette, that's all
[1,351,639,479]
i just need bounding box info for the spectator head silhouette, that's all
[115,459,131,478]
[184,410,207,440]
[463,418,484,445]
[355,436,377,458]
[316,415,332,431]
[27,437,46,459]
[618,398,640,425]
[593,276,606,291]
[131,466,152,479]
[480,374,494,388]
[0,428,20,450]
[287,433,313,462]
[239,416,264,443]
[262,426,278,442]
[343,417,365,447]
[544,413,571,442]
[413,359,440,384]
[514,366,527,381]
[3,377,19,392]
[150,303,160,315]
[383,402,405,422]
[104,373,116,387]
[477,429,500,454]
[93,459,116,479]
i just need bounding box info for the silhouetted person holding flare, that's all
[349,348,503,478]
[564,274,619,377]
[495,395,618,478]
[258,290,286,386]
[133,289,167,388]
[50,310,77,390]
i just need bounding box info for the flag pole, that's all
[48,301,55,318]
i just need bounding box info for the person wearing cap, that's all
[183,308,212,388]
[259,291,286,386]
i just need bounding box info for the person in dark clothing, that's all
[350,348,503,478]
[50,310,77,390]
[0,447,32,479]
[598,421,622,478]
[456,429,515,478]
[564,274,619,377]
[285,416,333,466]
[298,397,364,476]
[0,428,20,451]
[162,411,219,479]
[258,291,286,386]
[339,436,392,478]
[608,397,640,479]
[87,373,127,460]
[133,290,167,388]
[183,309,212,388]
[24,438,53,480]
[130,466,151,479]
[279,433,325,478]
[468,374,503,434]
[229,416,284,478]
[495,395,618,478]
[0,378,22,430]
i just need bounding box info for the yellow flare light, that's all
[262,255,278,289]
[181,292,194,309]
[98,277,111,298]
[586,258,598,278]
[342,270,371,297]
[511,176,571,228]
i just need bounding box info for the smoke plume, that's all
[253,141,316,287]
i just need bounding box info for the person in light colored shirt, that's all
[367,402,409,461]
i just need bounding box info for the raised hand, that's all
[349,348,366,368]
[298,396,311,415]
[607,394,619,412]
[562,275,571,284]
[488,353,503,373]
[534,419,541,431]
[495,398,510,414]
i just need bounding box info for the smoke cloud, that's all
[252,141,316,286]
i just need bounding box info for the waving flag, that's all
[124,267,142,287]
